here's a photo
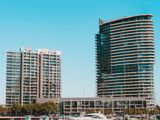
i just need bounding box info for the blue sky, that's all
[0,0,160,105]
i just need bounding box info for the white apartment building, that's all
[6,48,61,106]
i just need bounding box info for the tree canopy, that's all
[0,101,58,116]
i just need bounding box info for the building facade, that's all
[96,14,154,108]
[6,48,61,106]
[37,97,146,115]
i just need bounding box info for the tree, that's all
[32,103,41,116]
[85,109,95,114]
[20,104,33,116]
[8,102,58,116]
[11,104,22,116]
[0,106,7,116]
[124,108,147,115]
[42,101,58,116]
[103,109,113,115]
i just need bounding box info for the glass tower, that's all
[96,14,154,108]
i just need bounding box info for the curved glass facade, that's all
[96,14,154,108]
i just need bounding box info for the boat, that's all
[65,113,113,120]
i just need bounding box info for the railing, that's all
[0,116,58,120]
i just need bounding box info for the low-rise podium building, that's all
[37,97,146,115]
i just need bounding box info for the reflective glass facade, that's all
[96,15,154,108]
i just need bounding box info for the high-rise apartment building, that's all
[96,14,154,108]
[6,48,61,106]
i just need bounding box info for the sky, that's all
[0,0,160,105]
